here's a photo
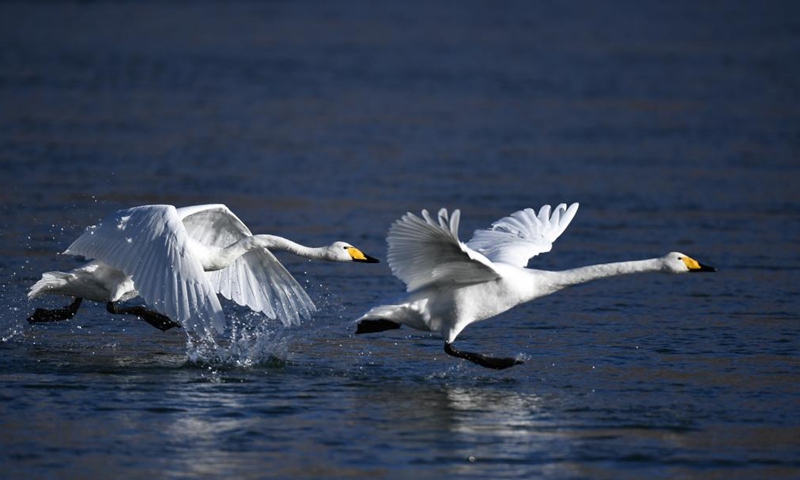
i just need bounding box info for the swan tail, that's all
[355,302,429,334]
[28,272,73,300]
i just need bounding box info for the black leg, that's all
[27,298,83,323]
[106,302,181,332]
[444,342,523,370]
[355,319,401,334]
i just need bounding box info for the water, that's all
[1,1,799,478]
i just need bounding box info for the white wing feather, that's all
[64,205,226,334]
[388,208,500,292]
[178,204,316,327]
[467,203,579,268]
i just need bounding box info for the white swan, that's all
[28,204,379,334]
[355,203,715,369]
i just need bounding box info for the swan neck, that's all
[201,235,327,271]
[553,258,663,287]
[250,235,325,259]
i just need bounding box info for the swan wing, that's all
[388,208,501,292]
[466,203,579,268]
[65,205,226,334]
[177,204,252,247]
[179,204,316,326]
[204,250,316,327]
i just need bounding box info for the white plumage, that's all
[467,203,579,268]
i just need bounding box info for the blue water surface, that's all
[1,1,799,479]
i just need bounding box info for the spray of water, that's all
[184,309,291,368]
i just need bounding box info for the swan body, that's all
[28,204,378,333]
[356,204,715,369]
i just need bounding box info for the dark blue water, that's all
[1,1,799,478]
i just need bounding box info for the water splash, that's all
[1,310,24,342]
[184,310,291,368]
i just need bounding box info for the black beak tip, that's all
[698,263,717,272]
[362,255,380,264]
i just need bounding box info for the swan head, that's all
[662,252,716,273]
[327,241,380,263]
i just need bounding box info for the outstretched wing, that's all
[178,204,316,326]
[466,203,579,268]
[65,205,226,334]
[388,208,501,292]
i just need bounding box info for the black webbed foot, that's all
[444,342,523,370]
[355,319,401,334]
[106,302,181,332]
[137,310,182,332]
[27,298,83,323]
